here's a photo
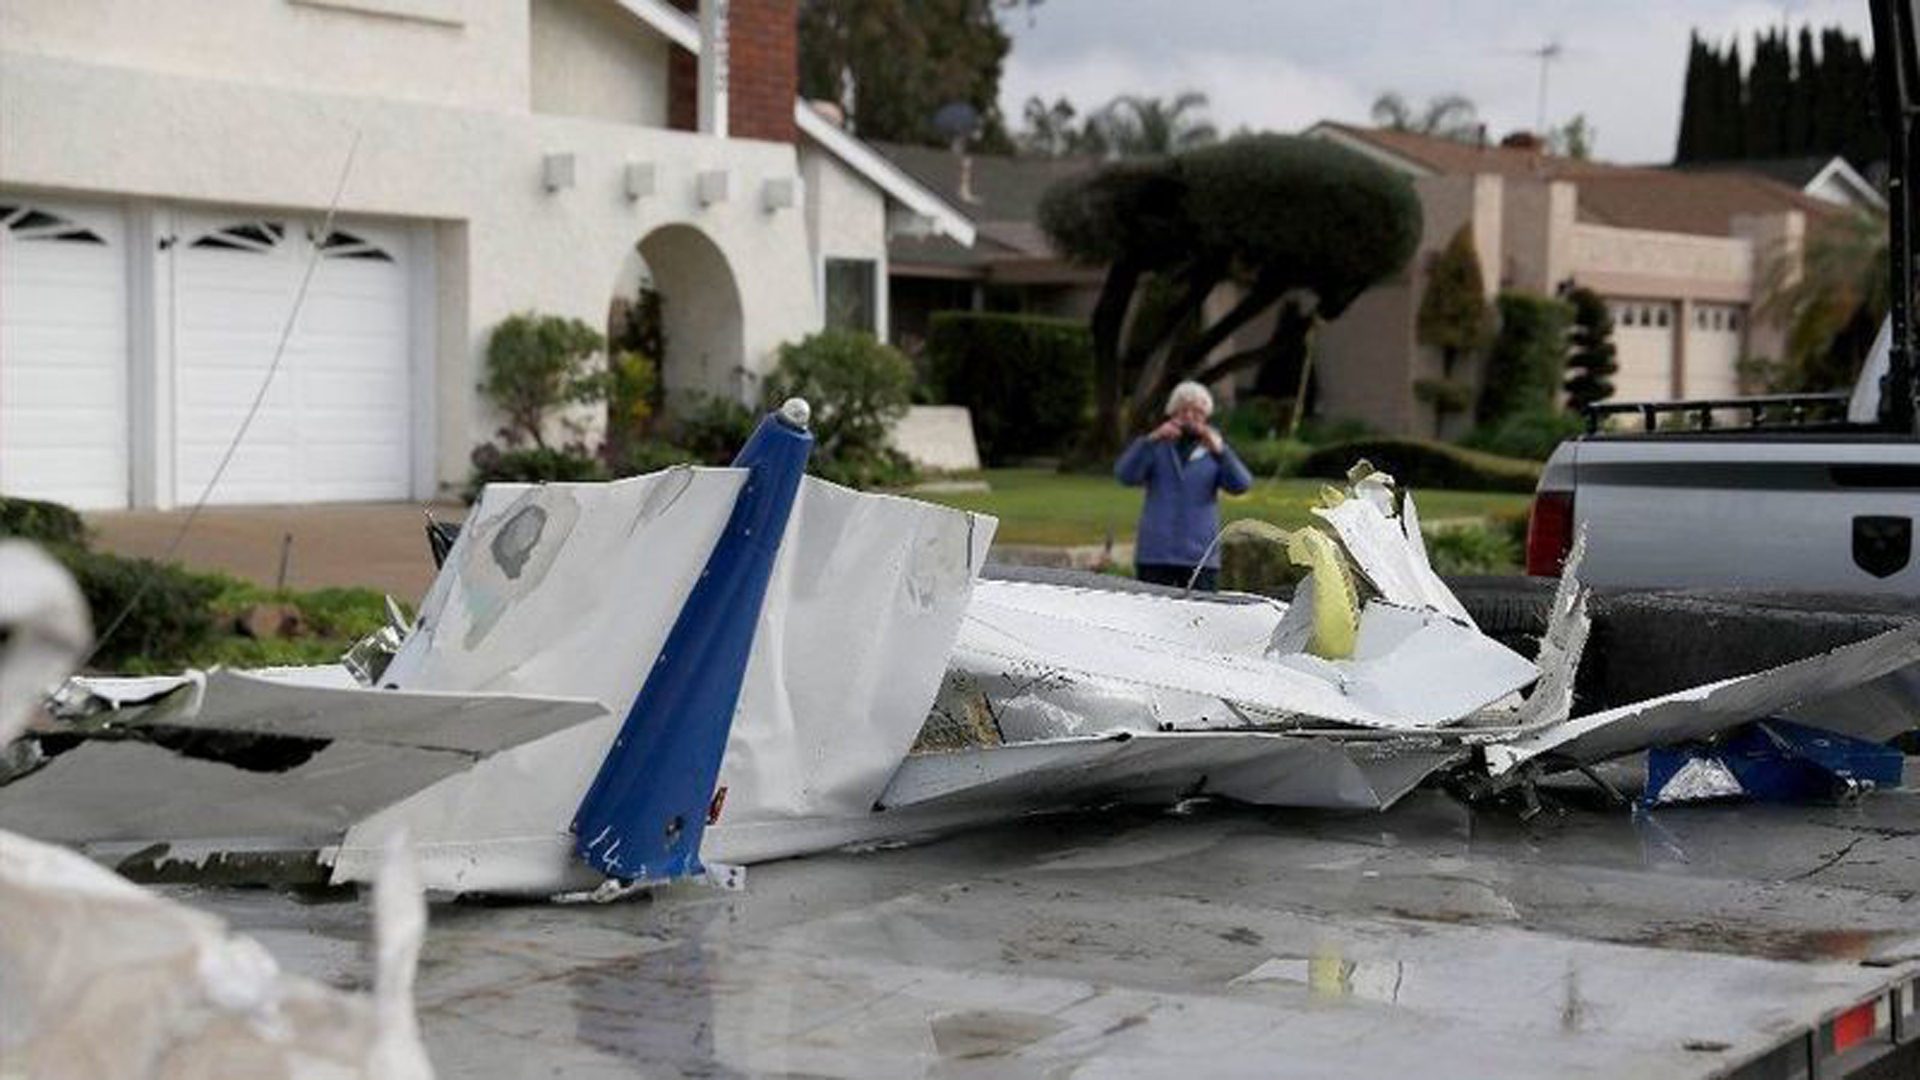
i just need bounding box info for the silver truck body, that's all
[1538,320,1920,592]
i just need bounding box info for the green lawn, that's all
[913,469,1533,548]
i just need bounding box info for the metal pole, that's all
[1871,0,1917,433]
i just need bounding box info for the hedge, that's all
[1295,438,1542,493]
[1478,291,1574,425]
[927,312,1093,464]
[0,496,88,547]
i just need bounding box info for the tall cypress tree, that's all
[1789,26,1817,156]
[1719,39,1747,159]
[1676,34,1708,162]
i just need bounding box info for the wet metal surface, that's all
[176,780,1920,1078]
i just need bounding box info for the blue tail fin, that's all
[571,407,812,882]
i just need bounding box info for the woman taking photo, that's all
[1113,380,1253,592]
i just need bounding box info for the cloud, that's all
[1001,47,1374,137]
[997,0,1877,164]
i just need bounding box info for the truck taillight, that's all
[1525,490,1575,577]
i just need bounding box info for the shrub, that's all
[480,312,607,448]
[1236,437,1313,478]
[1478,291,1574,425]
[606,349,660,451]
[673,394,760,464]
[0,496,88,547]
[607,438,697,477]
[1218,396,1288,442]
[809,448,918,490]
[927,312,1093,464]
[762,330,918,488]
[466,442,608,501]
[1293,416,1375,447]
[1295,438,1542,493]
[1463,409,1586,461]
[1422,523,1523,575]
[55,546,224,669]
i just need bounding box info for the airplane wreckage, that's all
[6,399,1920,900]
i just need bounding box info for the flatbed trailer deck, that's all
[183,771,1920,1079]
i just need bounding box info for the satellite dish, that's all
[932,101,983,144]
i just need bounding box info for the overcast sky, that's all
[997,0,1874,164]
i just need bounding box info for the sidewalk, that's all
[86,502,467,602]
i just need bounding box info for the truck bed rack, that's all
[1586,392,1852,434]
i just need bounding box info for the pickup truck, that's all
[1528,1,1920,596]
[1526,321,1912,591]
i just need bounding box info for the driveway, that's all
[86,502,467,601]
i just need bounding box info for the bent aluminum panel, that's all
[1486,622,1920,775]
[880,732,1459,813]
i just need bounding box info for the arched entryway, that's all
[606,224,747,417]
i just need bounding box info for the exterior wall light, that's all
[625,162,657,202]
[542,153,577,193]
[761,177,798,212]
[698,169,730,207]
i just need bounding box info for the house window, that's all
[0,204,106,244]
[824,258,877,334]
[1729,309,1742,332]
[1655,306,1670,328]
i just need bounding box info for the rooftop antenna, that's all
[1526,40,1565,134]
[933,101,985,204]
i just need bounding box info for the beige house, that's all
[0,0,970,510]
[1301,123,1852,436]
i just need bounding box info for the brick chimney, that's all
[667,0,797,143]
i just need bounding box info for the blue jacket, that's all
[1115,436,1254,568]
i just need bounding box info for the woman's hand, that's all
[1198,425,1224,454]
[1149,421,1182,442]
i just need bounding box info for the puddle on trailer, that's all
[163,783,1920,1078]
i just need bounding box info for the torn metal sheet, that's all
[952,586,1537,734]
[881,731,1460,813]
[1313,474,1473,624]
[328,472,992,893]
[126,669,610,755]
[1484,621,1920,776]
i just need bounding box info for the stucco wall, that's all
[1316,173,1500,437]
[0,49,821,500]
[799,141,888,337]
[1567,223,1753,303]
[1,0,531,114]
[1500,178,1576,294]
[530,0,671,127]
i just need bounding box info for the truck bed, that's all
[192,773,1920,1078]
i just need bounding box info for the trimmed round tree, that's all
[1562,286,1618,414]
[1415,225,1493,435]
[1039,134,1422,454]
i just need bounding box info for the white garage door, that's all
[1684,303,1745,399]
[0,199,129,509]
[1608,299,1677,402]
[173,212,412,505]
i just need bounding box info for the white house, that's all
[0,0,971,509]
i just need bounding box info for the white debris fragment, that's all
[0,542,434,1078]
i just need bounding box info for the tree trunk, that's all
[1081,260,1142,462]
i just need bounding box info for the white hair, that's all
[1165,380,1214,417]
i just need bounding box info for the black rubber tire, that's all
[1450,574,1919,711]
[1445,575,1558,656]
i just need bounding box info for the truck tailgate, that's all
[1564,438,1920,592]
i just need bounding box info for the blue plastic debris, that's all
[571,404,813,884]
[1643,719,1904,807]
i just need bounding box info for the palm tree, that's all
[1370,91,1481,143]
[1097,92,1219,157]
[1758,208,1889,391]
